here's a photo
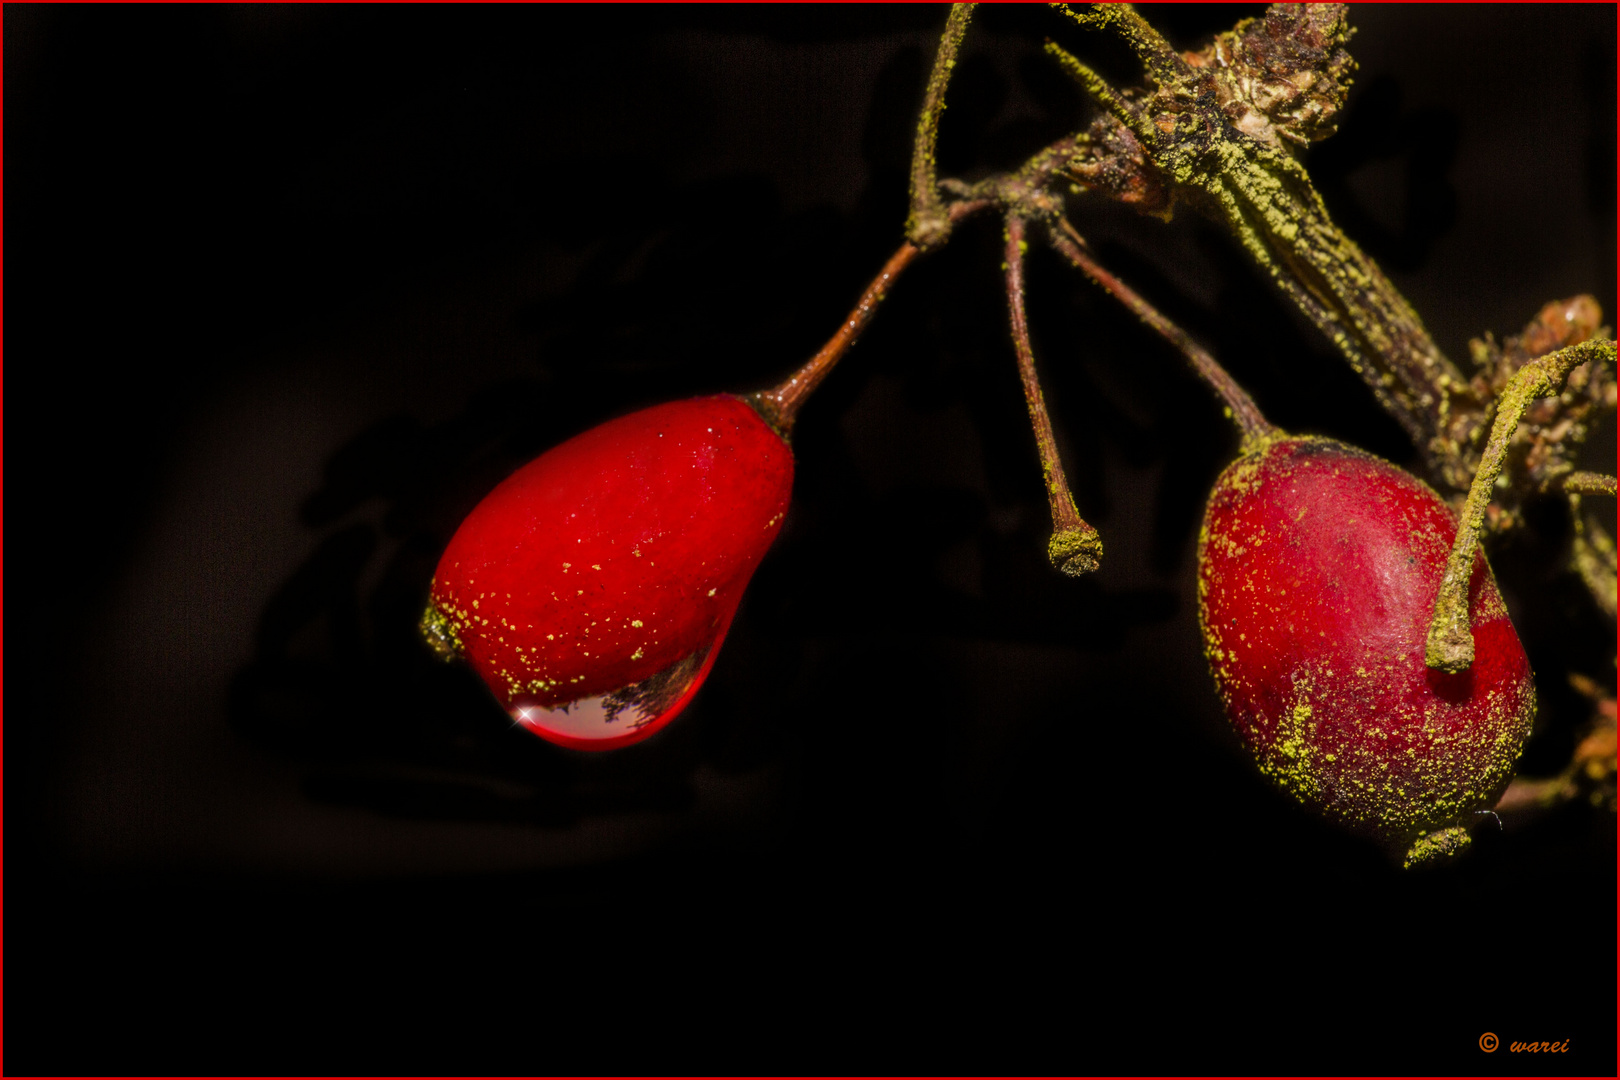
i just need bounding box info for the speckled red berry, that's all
[1197,436,1536,867]
[422,394,793,750]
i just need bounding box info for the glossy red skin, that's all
[1197,437,1535,853]
[428,394,793,749]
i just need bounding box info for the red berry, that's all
[422,394,793,750]
[1197,436,1536,867]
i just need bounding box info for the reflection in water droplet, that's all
[508,640,719,750]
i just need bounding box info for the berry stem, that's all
[1004,213,1102,577]
[1048,216,1276,451]
[1426,337,1617,672]
[751,241,923,434]
[907,3,976,251]
[751,194,993,436]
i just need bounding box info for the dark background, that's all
[5,4,1615,1074]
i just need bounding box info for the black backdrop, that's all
[6,5,1615,1075]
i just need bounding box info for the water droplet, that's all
[506,638,721,750]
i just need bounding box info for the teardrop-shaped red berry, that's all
[423,394,793,750]
[1197,436,1536,866]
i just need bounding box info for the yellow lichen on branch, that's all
[1426,339,1617,672]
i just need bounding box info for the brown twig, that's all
[1426,338,1617,672]
[1562,472,1618,497]
[1048,217,1275,451]
[907,3,976,250]
[1004,213,1102,576]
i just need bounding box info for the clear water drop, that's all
[507,638,721,750]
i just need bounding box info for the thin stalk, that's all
[1049,217,1275,451]
[749,242,922,434]
[1004,213,1102,576]
[907,3,977,250]
[1426,338,1617,672]
[1570,502,1618,619]
[1562,471,1618,497]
